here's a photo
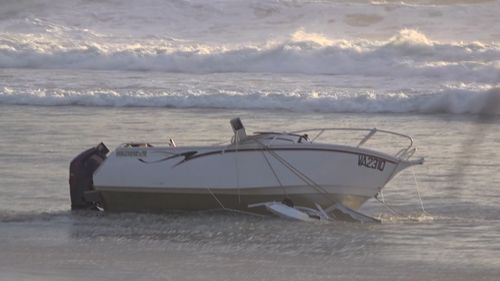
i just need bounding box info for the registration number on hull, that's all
[116,149,147,157]
[358,154,386,171]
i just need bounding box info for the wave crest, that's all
[2,86,499,115]
[1,29,499,83]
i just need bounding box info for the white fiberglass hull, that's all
[92,142,420,212]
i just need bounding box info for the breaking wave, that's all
[1,29,499,83]
[2,86,499,115]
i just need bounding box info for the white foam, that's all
[2,0,498,41]
[2,86,499,115]
[0,29,499,83]
[1,0,499,115]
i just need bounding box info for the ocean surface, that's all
[1,0,500,280]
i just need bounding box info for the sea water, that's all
[1,0,499,280]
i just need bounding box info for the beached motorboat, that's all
[69,118,423,221]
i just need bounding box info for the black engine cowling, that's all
[69,143,109,210]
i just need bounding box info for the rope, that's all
[261,151,287,197]
[411,167,428,215]
[234,140,241,203]
[374,196,405,217]
[206,187,266,217]
[207,187,226,209]
[268,150,330,195]
[253,139,336,206]
[374,168,430,220]
[379,190,385,203]
[213,207,267,218]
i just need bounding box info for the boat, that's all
[69,118,423,221]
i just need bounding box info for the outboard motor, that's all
[69,142,109,210]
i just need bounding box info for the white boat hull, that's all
[91,143,419,212]
[69,120,423,214]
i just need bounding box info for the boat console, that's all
[230,117,247,143]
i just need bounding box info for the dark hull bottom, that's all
[98,189,370,213]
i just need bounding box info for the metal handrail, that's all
[117,127,416,159]
[289,127,415,158]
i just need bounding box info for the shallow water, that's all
[2,211,500,281]
[1,104,500,280]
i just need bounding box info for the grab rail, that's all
[289,127,415,159]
